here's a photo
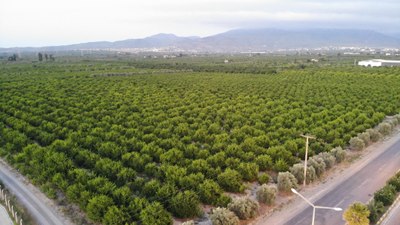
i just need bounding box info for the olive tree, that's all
[210,207,239,225]
[256,184,277,205]
[277,172,298,192]
[227,197,259,219]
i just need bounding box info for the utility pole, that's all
[301,134,315,187]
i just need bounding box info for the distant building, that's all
[358,59,400,67]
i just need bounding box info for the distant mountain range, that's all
[2,28,400,53]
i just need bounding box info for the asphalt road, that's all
[0,161,67,225]
[284,137,400,225]
[0,205,13,225]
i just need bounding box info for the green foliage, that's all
[367,200,385,223]
[210,207,239,225]
[170,191,202,218]
[103,206,127,225]
[255,155,273,171]
[87,195,114,222]
[198,179,223,205]
[273,158,289,172]
[140,202,172,225]
[374,185,396,206]
[227,197,259,219]
[237,162,259,181]
[2,61,400,224]
[217,168,243,193]
[343,202,370,225]
[256,184,277,205]
[388,176,400,192]
[277,172,298,192]
[257,173,270,185]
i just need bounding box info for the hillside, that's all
[1,28,400,53]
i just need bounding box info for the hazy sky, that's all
[1,0,399,47]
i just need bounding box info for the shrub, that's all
[214,194,232,207]
[343,202,370,225]
[357,132,370,145]
[317,152,336,169]
[217,168,243,193]
[210,207,239,225]
[277,172,298,192]
[256,184,277,205]
[198,179,223,205]
[290,163,316,184]
[388,176,400,191]
[367,129,381,142]
[87,195,114,222]
[227,197,259,219]
[378,122,392,136]
[308,157,326,177]
[273,158,289,172]
[237,162,259,181]
[330,147,346,163]
[367,200,385,223]
[349,137,365,151]
[258,173,270,185]
[170,190,202,218]
[374,185,396,206]
[140,202,173,225]
[255,155,273,171]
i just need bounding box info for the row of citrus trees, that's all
[1,61,400,224]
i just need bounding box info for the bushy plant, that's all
[330,147,346,163]
[343,202,370,225]
[388,176,400,191]
[349,137,365,151]
[256,184,277,205]
[367,200,385,223]
[277,172,298,192]
[217,168,243,193]
[170,191,202,218]
[308,157,326,177]
[357,132,370,145]
[378,122,392,136]
[290,163,316,184]
[317,152,336,169]
[210,207,239,225]
[140,202,173,225]
[367,129,382,142]
[227,197,259,219]
[258,173,270,185]
[374,185,396,206]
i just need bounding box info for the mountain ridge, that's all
[2,28,399,53]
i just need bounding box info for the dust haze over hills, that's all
[1,28,400,53]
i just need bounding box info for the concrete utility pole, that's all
[301,134,315,187]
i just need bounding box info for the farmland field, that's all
[1,59,400,224]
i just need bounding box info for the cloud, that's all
[0,0,399,47]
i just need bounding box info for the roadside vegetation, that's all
[1,57,400,224]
